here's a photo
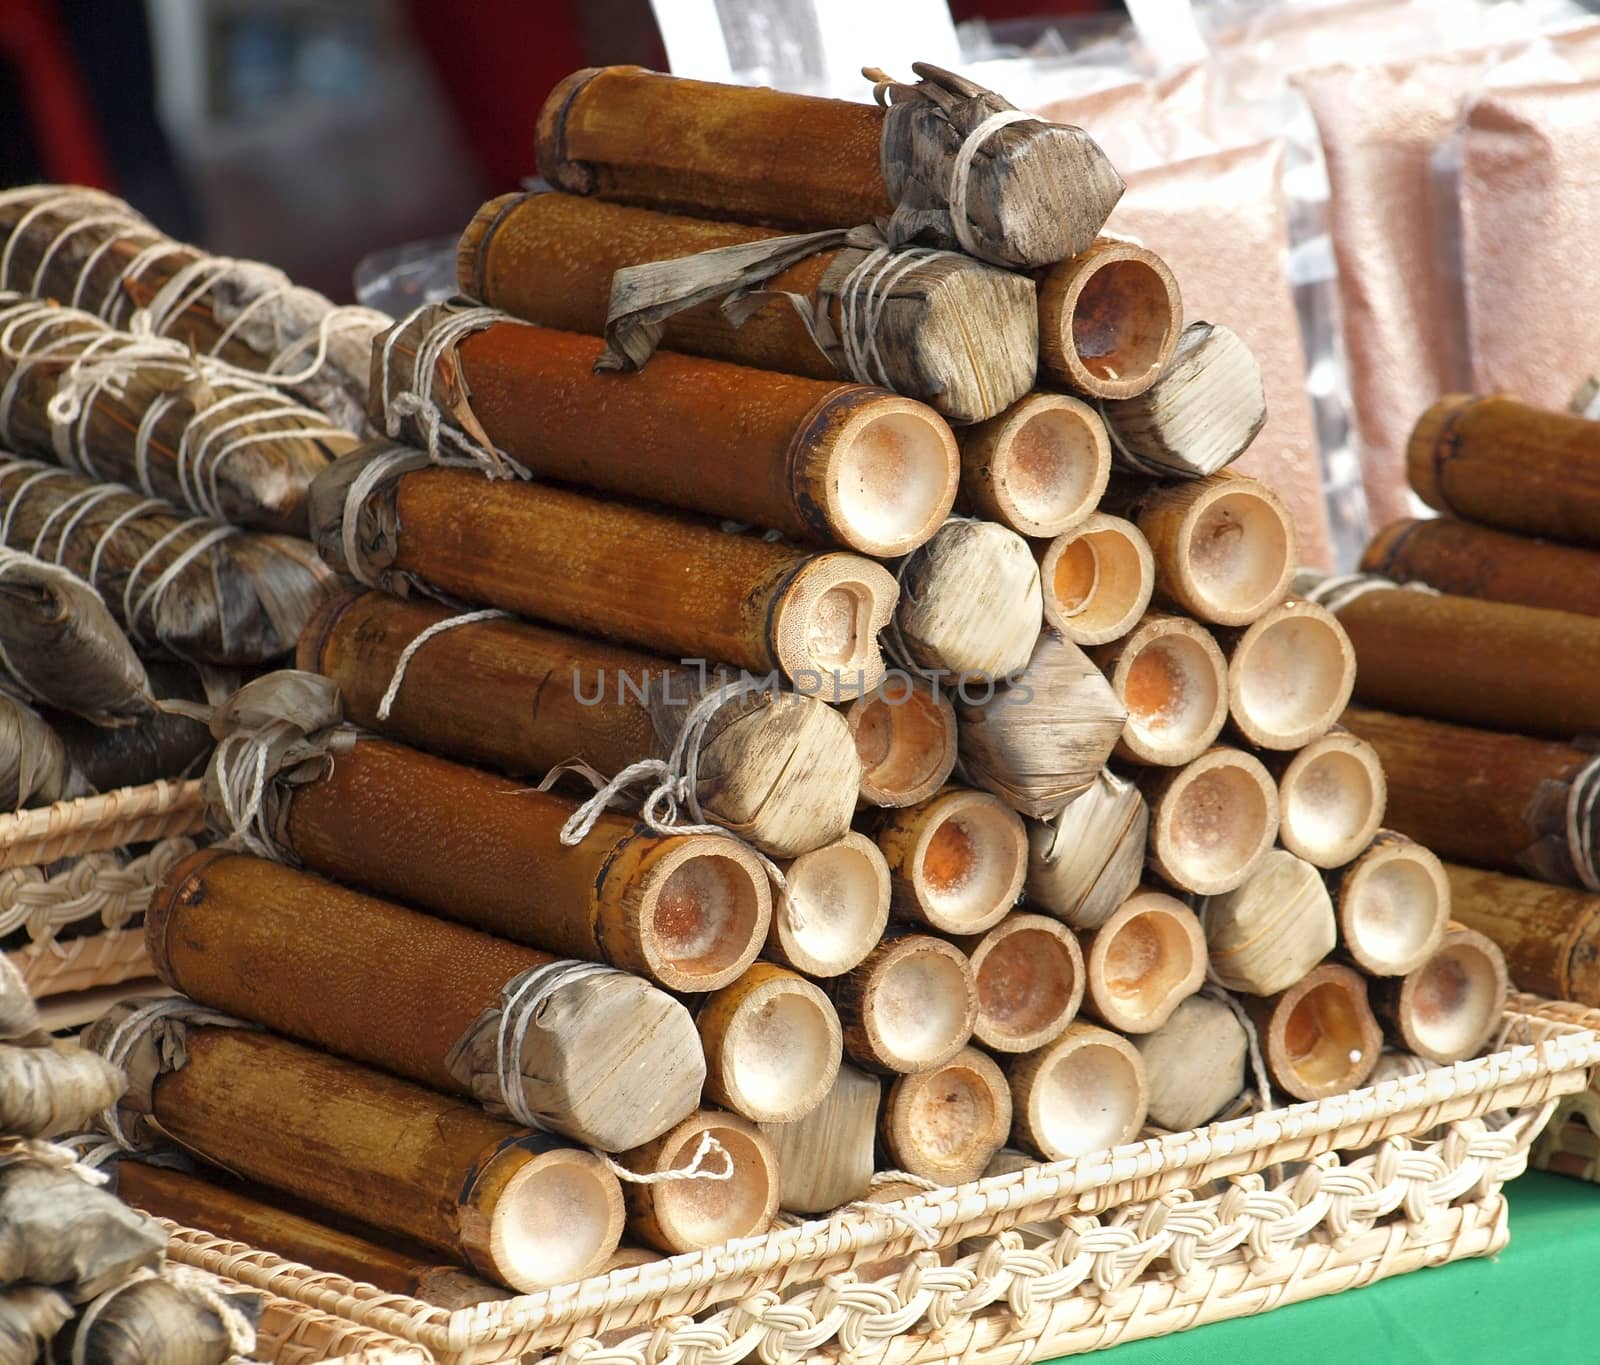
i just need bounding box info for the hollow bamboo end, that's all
[1166,475,1297,626]
[820,397,960,557]
[772,553,898,699]
[1039,513,1155,647]
[858,935,978,1073]
[469,1145,625,1291]
[1358,519,1419,579]
[624,1113,780,1254]
[1262,963,1381,1102]
[457,191,527,300]
[1388,923,1507,1063]
[1105,613,1228,766]
[629,836,772,992]
[705,971,843,1123]
[1039,242,1182,399]
[1148,746,1279,896]
[293,585,366,674]
[896,521,1044,680]
[1277,733,1387,869]
[1404,395,1474,513]
[1084,890,1205,1033]
[533,66,610,193]
[847,683,959,808]
[882,1046,1012,1186]
[1339,835,1451,977]
[772,832,891,978]
[906,790,1028,933]
[1010,1021,1149,1161]
[1226,599,1356,750]
[969,913,1086,1052]
[963,393,1111,538]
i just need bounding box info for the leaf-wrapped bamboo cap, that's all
[1202,848,1338,997]
[1025,768,1148,930]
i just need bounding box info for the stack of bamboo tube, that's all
[72,64,1508,1295]
[1321,394,1600,1014]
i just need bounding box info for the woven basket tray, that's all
[151,997,1600,1365]
[0,780,205,998]
[1513,994,1600,1183]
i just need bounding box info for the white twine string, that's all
[1197,982,1275,1114]
[597,1128,734,1188]
[376,609,511,720]
[339,446,425,588]
[834,1169,942,1246]
[946,108,1033,262]
[69,1265,259,1365]
[833,245,957,390]
[1565,752,1600,893]
[0,1135,111,1187]
[207,719,343,862]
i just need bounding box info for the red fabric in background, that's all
[0,0,114,188]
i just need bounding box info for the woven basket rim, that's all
[0,778,205,868]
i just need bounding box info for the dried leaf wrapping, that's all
[0,695,68,813]
[0,1285,71,1365]
[52,663,216,794]
[0,1043,125,1139]
[59,1277,264,1365]
[0,550,150,727]
[0,1162,164,1301]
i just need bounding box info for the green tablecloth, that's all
[1041,1171,1593,1364]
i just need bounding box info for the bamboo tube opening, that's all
[636,1115,779,1251]
[1014,1024,1148,1160]
[914,793,1028,932]
[1149,748,1278,895]
[968,394,1110,538]
[1110,618,1227,765]
[1269,965,1380,1100]
[1340,839,1450,977]
[1045,247,1181,399]
[847,684,958,808]
[771,554,897,696]
[486,1148,625,1289]
[883,1047,1012,1186]
[1086,892,1205,1032]
[1228,602,1356,750]
[1277,734,1387,869]
[828,403,960,557]
[1039,514,1154,646]
[969,914,1085,1053]
[1402,932,1505,1062]
[639,844,768,991]
[773,833,890,977]
[1175,483,1294,625]
[709,973,843,1123]
[863,937,977,1072]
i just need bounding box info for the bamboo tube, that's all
[1408,394,1600,545]
[696,964,843,1124]
[1203,849,1338,996]
[1007,1021,1149,1160]
[457,192,1036,426]
[1370,923,1506,1064]
[535,64,1122,270]
[1025,769,1149,929]
[1306,574,1600,739]
[1093,613,1228,766]
[616,1111,780,1254]
[1102,471,1297,627]
[63,1277,263,1365]
[955,631,1127,819]
[1330,832,1451,977]
[266,734,770,993]
[0,1287,70,1362]
[0,184,381,432]
[1143,746,1280,896]
[1268,728,1388,870]
[84,1013,624,1290]
[845,681,958,809]
[1341,705,1597,885]
[1134,995,1249,1131]
[888,519,1043,682]
[146,849,704,1150]
[378,305,959,556]
[311,449,898,698]
[759,1064,880,1214]
[766,833,890,978]
[880,1046,1012,1186]
[0,1160,164,1299]
[0,294,355,534]
[1099,322,1266,479]
[866,787,1027,934]
[830,933,978,1074]
[299,590,861,857]
[1080,889,1206,1032]
[958,913,1085,1053]
[958,393,1110,537]
[1037,240,1182,399]
[0,1040,125,1138]
[1215,599,1356,750]
[113,1161,497,1304]
[1037,513,1155,647]
[1363,516,1600,618]
[0,456,334,668]
[1442,863,1600,1003]
[1245,963,1381,1102]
